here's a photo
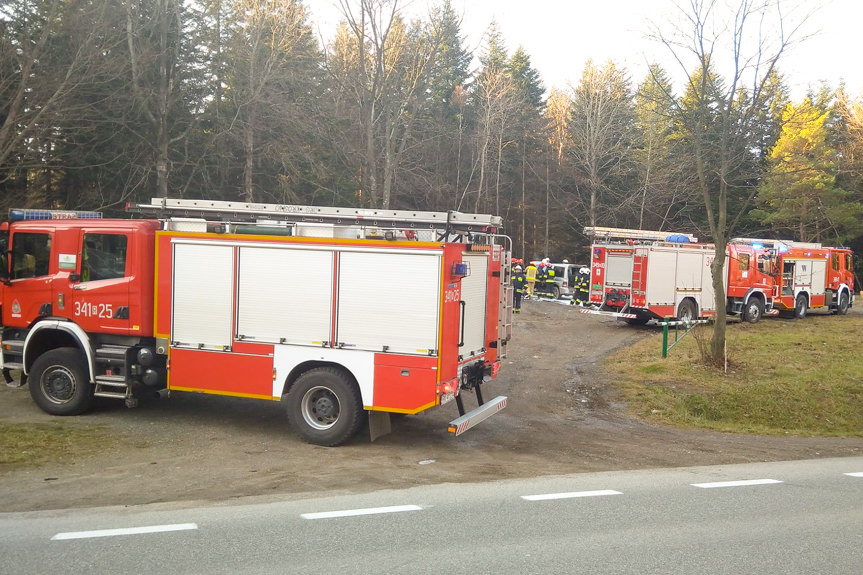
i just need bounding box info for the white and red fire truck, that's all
[583,227,780,324]
[0,199,511,446]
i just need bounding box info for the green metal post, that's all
[662,322,669,358]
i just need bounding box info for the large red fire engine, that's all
[0,199,511,446]
[583,227,801,324]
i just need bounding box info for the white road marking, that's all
[691,479,783,489]
[301,505,422,520]
[521,489,623,501]
[52,523,198,541]
[844,472,863,478]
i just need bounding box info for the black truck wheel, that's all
[794,293,808,319]
[836,291,850,315]
[286,367,364,446]
[743,297,764,323]
[29,347,94,415]
[677,299,697,324]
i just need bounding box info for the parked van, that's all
[550,262,584,299]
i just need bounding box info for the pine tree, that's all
[754,97,863,243]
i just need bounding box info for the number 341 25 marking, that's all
[74,301,113,318]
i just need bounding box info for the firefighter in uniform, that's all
[543,261,556,299]
[512,265,525,312]
[571,266,590,305]
[525,261,537,299]
[534,261,547,298]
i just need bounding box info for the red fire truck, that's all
[0,199,511,446]
[583,227,777,324]
[764,240,855,318]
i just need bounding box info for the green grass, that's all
[604,314,863,436]
[0,421,117,470]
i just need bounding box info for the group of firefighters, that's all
[510,259,590,313]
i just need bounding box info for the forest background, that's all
[3,0,863,264]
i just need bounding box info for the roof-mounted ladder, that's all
[584,226,698,243]
[729,237,823,250]
[127,197,503,235]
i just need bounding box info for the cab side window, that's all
[11,233,51,279]
[738,253,750,271]
[832,253,840,271]
[82,234,127,282]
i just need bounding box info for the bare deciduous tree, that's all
[653,0,811,361]
[224,0,310,202]
[568,59,635,228]
[333,0,443,208]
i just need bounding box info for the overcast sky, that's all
[311,0,859,100]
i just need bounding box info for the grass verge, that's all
[0,421,117,471]
[604,313,863,436]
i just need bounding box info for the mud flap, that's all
[447,395,507,436]
[368,410,392,442]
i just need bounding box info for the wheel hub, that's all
[44,368,75,402]
[313,396,336,418]
[301,386,341,430]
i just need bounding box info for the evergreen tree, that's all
[421,0,473,210]
[754,97,863,243]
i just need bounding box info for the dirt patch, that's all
[1,300,861,512]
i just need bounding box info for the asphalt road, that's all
[2,457,862,574]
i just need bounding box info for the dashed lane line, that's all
[691,479,783,489]
[844,472,863,478]
[52,523,198,541]
[301,505,423,520]
[521,490,623,502]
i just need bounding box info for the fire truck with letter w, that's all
[582,227,780,325]
[0,199,512,446]
[742,238,855,318]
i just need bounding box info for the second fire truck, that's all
[583,227,854,324]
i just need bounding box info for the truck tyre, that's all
[836,291,850,315]
[743,297,764,323]
[676,300,697,324]
[286,367,363,447]
[29,347,94,416]
[794,293,808,319]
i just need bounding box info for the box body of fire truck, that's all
[0,200,511,446]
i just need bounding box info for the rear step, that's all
[447,395,508,436]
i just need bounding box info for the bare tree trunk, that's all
[243,103,256,202]
[521,144,526,259]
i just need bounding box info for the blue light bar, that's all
[9,209,102,222]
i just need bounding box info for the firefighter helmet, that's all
[579,267,589,275]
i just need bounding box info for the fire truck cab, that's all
[1,201,511,446]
